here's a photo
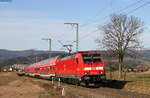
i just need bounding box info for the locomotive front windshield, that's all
[82,54,102,63]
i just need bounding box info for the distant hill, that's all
[0,50,67,67]
[142,50,150,60]
[0,49,66,59]
[0,49,150,69]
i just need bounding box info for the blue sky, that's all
[0,0,150,51]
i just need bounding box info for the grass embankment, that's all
[106,71,150,94]
[0,72,78,98]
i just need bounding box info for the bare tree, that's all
[97,14,144,78]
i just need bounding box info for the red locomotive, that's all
[25,51,106,86]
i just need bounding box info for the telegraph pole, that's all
[42,38,51,58]
[64,23,79,52]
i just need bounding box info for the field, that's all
[0,72,150,98]
[106,71,150,94]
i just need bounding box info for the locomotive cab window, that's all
[82,54,102,63]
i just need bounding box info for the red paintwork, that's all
[56,53,105,79]
[25,57,59,76]
[25,52,105,81]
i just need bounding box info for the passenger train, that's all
[25,51,106,86]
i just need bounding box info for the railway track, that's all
[22,74,150,98]
[60,81,150,98]
[1,72,150,98]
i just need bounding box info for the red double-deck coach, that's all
[25,57,59,78]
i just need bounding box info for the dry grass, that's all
[0,72,150,98]
[106,71,150,94]
[0,72,79,98]
[0,72,45,98]
[0,72,17,85]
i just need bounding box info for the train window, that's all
[35,67,40,70]
[48,66,53,70]
[76,58,78,64]
[39,57,57,65]
[82,54,101,63]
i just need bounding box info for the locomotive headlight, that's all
[84,72,89,74]
[96,67,103,70]
[83,67,92,71]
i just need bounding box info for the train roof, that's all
[58,51,102,58]
[29,56,59,66]
[72,51,102,54]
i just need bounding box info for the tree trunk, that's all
[118,63,122,79]
[123,69,127,81]
[118,54,124,79]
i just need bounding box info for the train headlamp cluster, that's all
[84,67,92,70]
[83,67,103,71]
[96,67,103,70]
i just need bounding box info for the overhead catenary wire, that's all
[80,0,145,28]
[80,29,99,40]
[67,29,100,46]
[79,0,150,41]
[127,0,150,14]
[57,0,146,46]
[53,0,150,51]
